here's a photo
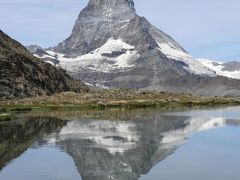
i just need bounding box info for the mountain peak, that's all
[54,0,138,56]
[80,0,136,22]
[88,0,135,12]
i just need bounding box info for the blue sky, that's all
[0,0,239,61]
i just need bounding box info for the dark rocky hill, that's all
[0,30,89,100]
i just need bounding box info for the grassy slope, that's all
[1,89,240,111]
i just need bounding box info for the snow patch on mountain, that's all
[157,43,216,76]
[45,38,139,73]
[38,39,217,77]
[34,53,54,60]
[94,38,134,54]
[197,58,240,79]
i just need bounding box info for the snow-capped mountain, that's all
[197,58,240,79]
[27,0,240,96]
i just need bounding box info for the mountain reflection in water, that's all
[0,108,240,180]
[0,116,67,171]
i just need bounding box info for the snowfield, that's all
[46,38,139,73]
[34,37,240,80]
[197,58,240,79]
[157,42,216,76]
[39,38,217,76]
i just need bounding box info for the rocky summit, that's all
[30,0,240,96]
[0,30,89,100]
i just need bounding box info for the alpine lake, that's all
[0,106,240,180]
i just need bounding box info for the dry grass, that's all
[1,89,240,110]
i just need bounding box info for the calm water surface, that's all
[0,106,240,180]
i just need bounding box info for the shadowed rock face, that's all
[0,30,89,100]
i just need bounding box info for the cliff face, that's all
[0,30,89,100]
[53,0,185,58]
